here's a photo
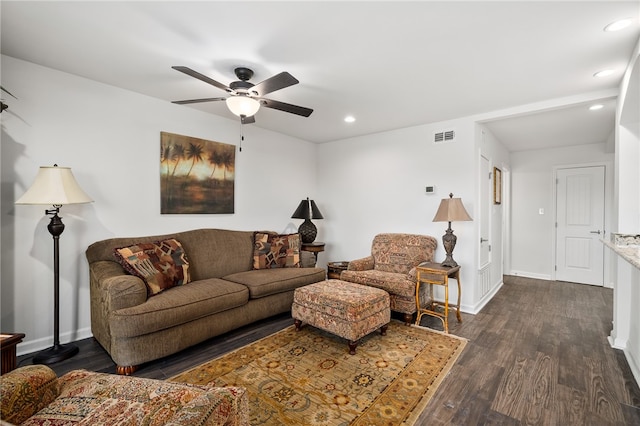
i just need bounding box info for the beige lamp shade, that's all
[432,193,472,223]
[16,165,93,205]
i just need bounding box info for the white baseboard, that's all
[16,327,93,357]
[463,279,504,315]
[624,346,640,388]
[508,270,552,281]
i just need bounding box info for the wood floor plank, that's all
[585,357,626,422]
[554,384,587,425]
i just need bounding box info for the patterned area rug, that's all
[170,320,466,425]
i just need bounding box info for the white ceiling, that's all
[2,1,639,150]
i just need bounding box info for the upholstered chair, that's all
[340,233,437,324]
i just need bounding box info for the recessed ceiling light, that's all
[604,18,632,32]
[589,104,604,111]
[594,69,615,78]
[344,116,356,123]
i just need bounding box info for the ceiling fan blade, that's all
[172,97,226,105]
[172,66,230,93]
[250,72,299,96]
[241,115,256,124]
[260,98,313,117]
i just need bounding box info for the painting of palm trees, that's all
[160,131,235,214]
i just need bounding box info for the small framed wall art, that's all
[493,167,502,205]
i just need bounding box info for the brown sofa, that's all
[0,365,248,425]
[87,228,325,374]
[340,233,438,323]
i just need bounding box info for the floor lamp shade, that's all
[16,165,93,205]
[432,193,472,267]
[291,197,324,244]
[16,165,93,364]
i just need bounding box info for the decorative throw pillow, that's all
[114,238,191,296]
[253,232,301,269]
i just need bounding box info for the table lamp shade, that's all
[432,194,472,223]
[16,165,93,205]
[432,193,472,268]
[291,197,324,220]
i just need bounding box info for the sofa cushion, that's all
[110,278,249,337]
[253,232,301,269]
[114,239,191,296]
[340,269,417,298]
[224,267,326,299]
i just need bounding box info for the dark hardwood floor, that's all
[17,275,640,425]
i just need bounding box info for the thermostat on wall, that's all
[425,185,436,194]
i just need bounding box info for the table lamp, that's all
[16,164,93,364]
[291,197,324,243]
[432,193,472,267]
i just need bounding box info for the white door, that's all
[555,166,605,286]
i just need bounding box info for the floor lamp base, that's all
[33,343,79,365]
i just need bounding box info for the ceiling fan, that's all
[171,66,313,124]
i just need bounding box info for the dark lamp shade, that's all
[432,193,472,223]
[291,197,324,220]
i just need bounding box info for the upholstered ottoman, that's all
[292,279,390,354]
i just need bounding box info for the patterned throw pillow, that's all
[114,239,191,296]
[253,232,301,269]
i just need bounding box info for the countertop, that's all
[602,235,640,270]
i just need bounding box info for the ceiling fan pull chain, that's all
[239,121,244,152]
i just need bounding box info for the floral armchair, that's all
[0,365,248,425]
[340,233,438,324]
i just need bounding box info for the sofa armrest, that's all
[90,260,148,311]
[0,365,60,425]
[347,256,374,271]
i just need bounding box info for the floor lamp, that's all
[16,164,93,364]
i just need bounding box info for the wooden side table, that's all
[415,262,462,333]
[301,242,325,264]
[1,333,25,375]
[327,261,349,279]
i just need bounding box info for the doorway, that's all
[554,165,605,286]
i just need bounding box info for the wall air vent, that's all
[433,130,455,143]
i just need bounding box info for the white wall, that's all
[316,119,484,312]
[1,55,319,355]
[509,143,614,280]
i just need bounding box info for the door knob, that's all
[589,230,601,234]
[480,238,489,243]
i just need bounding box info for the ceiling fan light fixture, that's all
[226,96,260,117]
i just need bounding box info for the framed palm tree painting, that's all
[160,131,235,214]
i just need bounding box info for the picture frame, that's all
[160,131,236,214]
[493,167,502,205]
